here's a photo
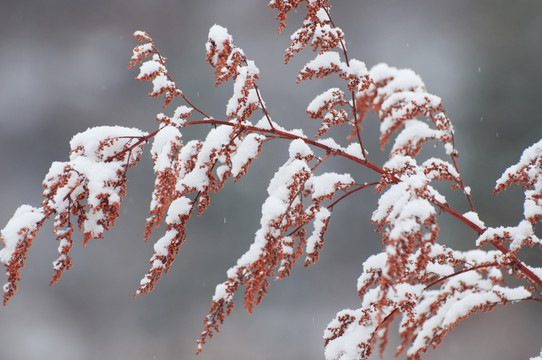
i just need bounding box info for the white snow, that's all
[301,51,344,78]
[324,308,376,360]
[137,56,164,79]
[176,125,233,192]
[307,87,345,115]
[69,126,147,162]
[132,42,154,61]
[310,172,354,199]
[344,59,368,79]
[133,30,151,42]
[288,138,313,159]
[226,60,260,120]
[166,197,193,223]
[391,119,440,155]
[0,205,45,264]
[344,142,365,160]
[151,73,175,95]
[212,283,228,301]
[317,137,342,151]
[66,126,148,239]
[230,133,266,177]
[306,207,331,254]
[207,24,232,51]
[172,105,193,126]
[151,125,182,172]
[462,211,485,229]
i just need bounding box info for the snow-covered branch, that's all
[1,1,541,359]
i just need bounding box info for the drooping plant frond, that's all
[1,1,541,359]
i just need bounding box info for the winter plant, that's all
[1,1,541,359]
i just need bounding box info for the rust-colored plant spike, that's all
[1,1,541,359]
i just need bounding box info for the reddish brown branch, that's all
[424,263,500,290]
[321,3,367,158]
[449,152,476,212]
[181,93,212,119]
[104,113,542,289]
[187,118,542,288]
[104,127,162,163]
[184,119,379,171]
[253,82,275,130]
[328,182,379,210]
[430,198,542,288]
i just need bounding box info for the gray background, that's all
[0,0,541,359]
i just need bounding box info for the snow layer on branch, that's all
[42,162,82,214]
[421,157,460,182]
[462,211,485,229]
[344,142,365,160]
[391,119,442,156]
[370,63,424,93]
[177,125,233,192]
[131,42,153,61]
[166,197,192,223]
[230,133,267,177]
[495,138,542,222]
[312,24,344,50]
[145,195,193,277]
[380,92,441,137]
[407,280,530,358]
[151,74,175,95]
[324,309,376,360]
[262,159,310,226]
[171,105,193,127]
[226,60,260,120]
[70,126,146,162]
[373,176,435,226]
[318,137,342,151]
[298,51,369,93]
[307,87,345,115]
[476,220,540,252]
[151,125,182,172]
[71,131,142,201]
[133,30,151,42]
[344,59,368,80]
[68,126,147,239]
[301,51,345,76]
[359,63,455,153]
[309,172,354,199]
[137,55,165,80]
[496,138,542,188]
[356,252,389,291]
[306,207,331,254]
[0,205,45,264]
[207,24,233,55]
[212,282,230,302]
[225,141,312,277]
[254,116,306,137]
[152,229,177,258]
[402,268,531,358]
[288,138,313,159]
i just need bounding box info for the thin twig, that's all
[328,182,379,210]
[424,263,499,290]
[449,151,476,212]
[253,82,275,130]
[321,3,367,159]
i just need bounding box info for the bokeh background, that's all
[1,0,541,359]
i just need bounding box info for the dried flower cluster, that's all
[1,1,541,359]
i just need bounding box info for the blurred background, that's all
[1,0,541,359]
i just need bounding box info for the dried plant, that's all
[1,1,541,359]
